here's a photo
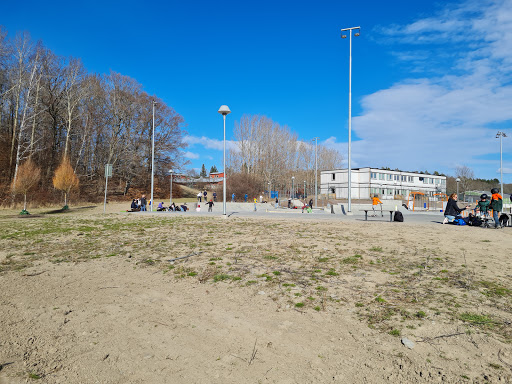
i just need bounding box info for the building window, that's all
[408,176,413,182]
[441,179,446,185]
[379,173,384,180]
[387,174,393,181]
[371,172,377,179]
[331,173,335,181]
[429,178,434,184]
[394,175,399,181]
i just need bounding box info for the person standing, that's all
[244,193,248,202]
[372,194,383,217]
[197,192,202,202]
[213,191,217,202]
[490,188,503,229]
[203,190,208,202]
[140,194,147,212]
[275,196,279,209]
[232,193,235,202]
[207,199,214,212]
[309,198,313,209]
[253,197,257,211]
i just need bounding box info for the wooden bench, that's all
[362,209,395,222]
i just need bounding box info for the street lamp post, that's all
[341,26,360,213]
[497,131,507,197]
[313,137,318,207]
[150,100,157,212]
[456,177,460,196]
[292,176,295,200]
[218,105,231,216]
[304,180,306,199]
[169,169,174,207]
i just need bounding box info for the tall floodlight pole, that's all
[341,26,360,213]
[304,180,306,198]
[456,177,460,196]
[151,101,157,212]
[497,131,507,197]
[313,137,318,207]
[218,105,231,216]
[169,169,174,206]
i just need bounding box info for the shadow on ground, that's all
[42,205,97,215]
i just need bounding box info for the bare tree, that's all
[455,165,474,194]
[11,45,41,192]
[62,57,87,158]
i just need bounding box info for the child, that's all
[372,194,383,217]
[475,194,490,218]
[490,188,503,229]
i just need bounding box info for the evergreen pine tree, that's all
[210,165,218,173]
[200,164,208,177]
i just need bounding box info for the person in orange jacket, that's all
[490,188,503,228]
[372,194,383,217]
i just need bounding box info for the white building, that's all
[320,167,447,200]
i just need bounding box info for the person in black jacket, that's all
[443,193,469,224]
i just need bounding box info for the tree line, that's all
[227,114,343,194]
[0,29,187,205]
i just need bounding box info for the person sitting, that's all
[157,202,166,211]
[129,199,140,212]
[443,193,469,224]
[180,204,188,212]
[168,202,176,211]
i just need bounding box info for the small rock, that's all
[258,291,265,295]
[401,337,415,349]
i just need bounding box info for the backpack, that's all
[468,214,482,227]
[393,211,404,222]
[455,218,467,226]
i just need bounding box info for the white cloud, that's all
[183,151,200,159]
[183,135,237,151]
[353,0,512,177]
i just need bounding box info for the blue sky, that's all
[2,0,511,181]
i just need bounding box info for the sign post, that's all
[104,164,113,213]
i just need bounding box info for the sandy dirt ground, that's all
[0,203,511,383]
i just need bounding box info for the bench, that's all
[362,209,395,222]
